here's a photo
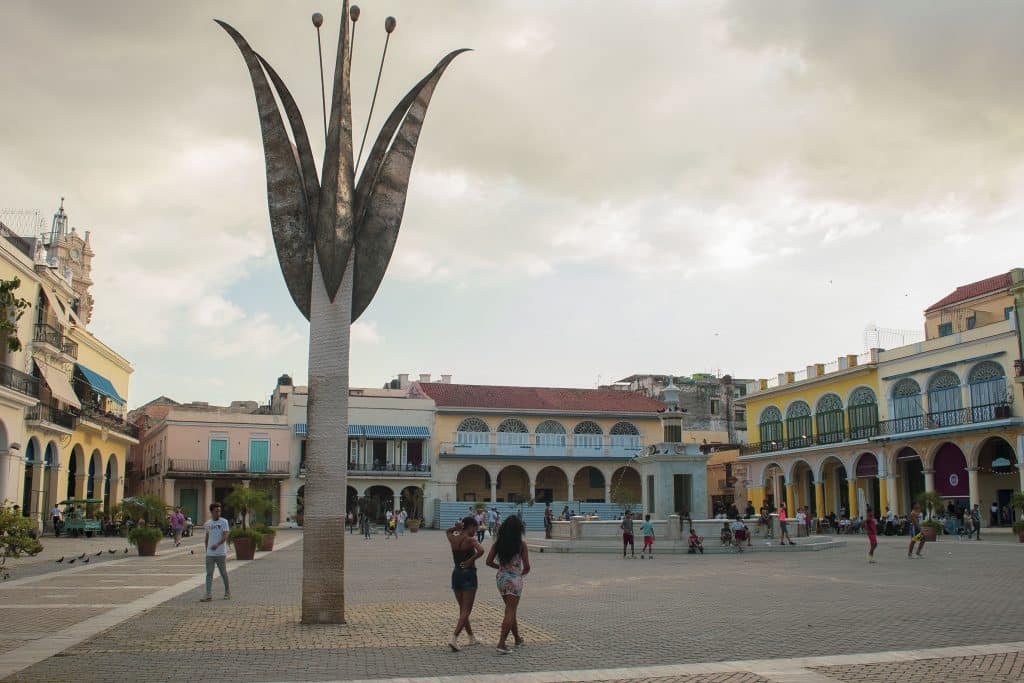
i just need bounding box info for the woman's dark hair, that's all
[494,515,524,564]
[461,516,478,530]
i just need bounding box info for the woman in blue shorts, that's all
[446,516,484,651]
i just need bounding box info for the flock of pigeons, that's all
[55,549,127,564]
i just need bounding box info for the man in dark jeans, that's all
[971,503,982,540]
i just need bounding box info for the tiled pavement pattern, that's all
[4,532,1024,682]
[811,651,1024,681]
[578,676,768,683]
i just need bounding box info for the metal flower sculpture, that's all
[217,1,466,624]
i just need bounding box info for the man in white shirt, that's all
[51,504,62,537]
[201,503,231,602]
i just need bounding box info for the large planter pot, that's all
[233,537,256,560]
[921,526,938,542]
[259,533,276,551]
[407,521,421,533]
[136,539,158,557]
[1016,530,1024,543]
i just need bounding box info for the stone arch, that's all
[973,436,1020,503]
[496,418,528,433]
[535,465,568,502]
[346,486,358,515]
[931,442,969,499]
[44,441,59,467]
[759,406,783,423]
[66,443,84,499]
[786,458,815,483]
[610,466,641,508]
[536,420,566,434]
[969,360,1005,384]
[790,459,816,514]
[573,420,603,435]
[457,417,489,432]
[456,464,491,502]
[785,400,811,418]
[854,452,879,478]
[87,449,103,499]
[816,393,843,412]
[970,434,1016,468]
[816,454,849,483]
[364,485,394,522]
[400,485,424,518]
[610,421,640,435]
[25,436,41,464]
[496,465,530,502]
[572,466,606,502]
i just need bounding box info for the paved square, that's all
[3,531,1023,682]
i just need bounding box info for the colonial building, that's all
[738,269,1024,524]
[0,201,136,532]
[413,381,663,516]
[281,375,435,526]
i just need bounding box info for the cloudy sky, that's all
[3,1,1024,407]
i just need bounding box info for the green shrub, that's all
[252,523,277,535]
[128,526,164,546]
[229,527,263,546]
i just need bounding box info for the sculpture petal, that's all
[315,0,357,301]
[351,50,469,322]
[258,55,320,220]
[216,20,314,319]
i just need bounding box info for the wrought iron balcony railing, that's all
[26,403,77,430]
[61,339,79,359]
[347,462,431,475]
[33,323,63,349]
[167,459,291,475]
[0,363,39,397]
[77,403,139,438]
[742,403,1015,455]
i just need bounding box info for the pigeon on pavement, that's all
[95,551,103,556]
[77,553,86,559]
[108,549,116,554]
[68,558,76,564]
[83,557,90,563]
[56,556,65,563]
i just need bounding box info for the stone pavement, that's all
[3,530,1024,682]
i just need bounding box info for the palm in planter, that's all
[916,491,945,541]
[225,486,274,559]
[1011,492,1024,541]
[120,494,168,556]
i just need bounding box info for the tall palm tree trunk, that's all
[301,250,352,624]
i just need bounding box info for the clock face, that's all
[69,248,81,262]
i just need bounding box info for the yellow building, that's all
[739,269,1024,525]
[0,202,135,532]
[413,382,663,512]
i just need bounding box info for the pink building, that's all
[137,402,291,525]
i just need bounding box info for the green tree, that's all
[119,494,168,526]
[1,502,43,580]
[0,276,31,353]
[224,485,275,530]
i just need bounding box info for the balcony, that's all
[441,432,644,459]
[76,403,140,439]
[33,323,63,349]
[0,363,39,398]
[166,458,291,478]
[347,462,431,477]
[740,402,1014,455]
[61,339,78,359]
[26,403,77,431]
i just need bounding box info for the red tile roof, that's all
[925,272,1012,313]
[413,382,665,414]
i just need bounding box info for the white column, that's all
[204,478,214,512]
[1018,435,1024,493]
[567,478,574,505]
[528,475,537,502]
[604,480,611,503]
[30,462,45,533]
[886,475,898,514]
[490,475,497,503]
[924,468,935,492]
[968,467,980,508]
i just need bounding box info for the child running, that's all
[907,501,925,558]
[640,514,655,559]
[865,504,878,563]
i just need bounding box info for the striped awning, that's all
[294,424,307,436]
[351,424,430,439]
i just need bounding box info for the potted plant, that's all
[406,518,421,533]
[1011,492,1024,542]
[129,526,164,557]
[224,485,274,559]
[0,502,43,580]
[917,491,945,542]
[254,523,277,551]
[229,527,263,560]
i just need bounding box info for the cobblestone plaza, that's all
[2,529,1024,682]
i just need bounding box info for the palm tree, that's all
[218,2,465,624]
[224,485,275,530]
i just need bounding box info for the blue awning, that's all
[294,424,308,436]
[348,424,362,437]
[74,363,126,405]
[353,424,429,439]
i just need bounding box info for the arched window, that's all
[890,378,923,422]
[535,420,566,453]
[785,401,812,449]
[609,421,641,454]
[572,420,603,452]
[969,361,1007,421]
[928,371,963,426]
[496,418,529,448]
[847,387,878,439]
[455,417,490,451]
[758,406,783,452]
[815,394,844,444]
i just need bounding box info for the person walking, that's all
[485,507,496,538]
[865,504,878,563]
[640,513,655,559]
[169,506,186,547]
[446,516,484,652]
[971,503,982,540]
[50,503,62,537]
[201,502,231,602]
[990,501,999,527]
[474,509,486,543]
[543,503,553,539]
[346,511,355,534]
[397,508,407,535]
[908,501,925,558]
[778,504,795,545]
[486,515,530,654]
[361,512,372,540]
[620,510,636,558]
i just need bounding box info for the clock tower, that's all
[46,199,95,325]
